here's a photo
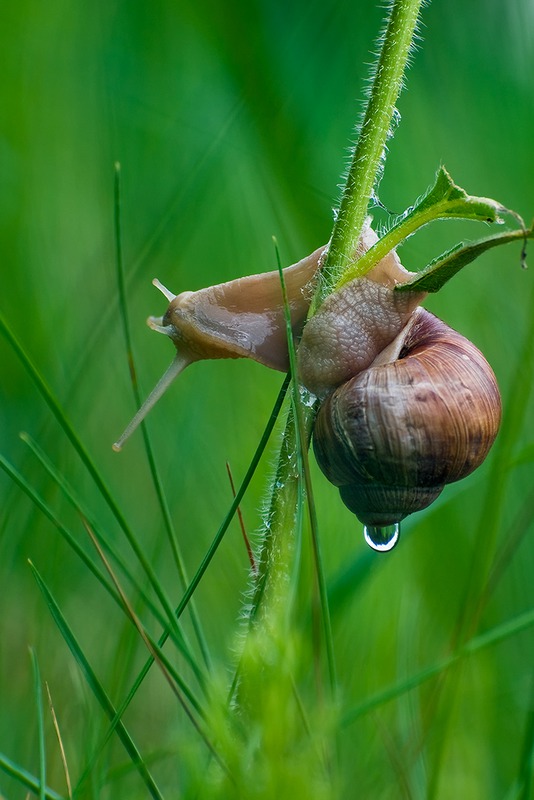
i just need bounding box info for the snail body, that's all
[296,255,425,397]
[114,223,393,450]
[150,244,326,373]
[113,244,326,450]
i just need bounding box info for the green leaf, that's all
[412,165,502,222]
[395,224,533,293]
[336,166,510,288]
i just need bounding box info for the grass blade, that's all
[0,752,64,800]
[81,517,224,769]
[0,448,196,678]
[0,311,194,647]
[1,447,207,723]
[0,453,120,606]
[3,450,197,762]
[225,461,257,574]
[29,561,165,800]
[275,237,337,696]
[173,372,291,620]
[342,604,534,727]
[84,518,204,713]
[18,433,203,682]
[113,162,211,669]
[45,683,73,800]
[30,648,46,800]
[75,373,290,791]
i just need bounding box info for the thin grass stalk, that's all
[248,402,306,620]
[0,453,124,608]
[0,752,64,800]
[113,162,211,670]
[45,683,73,800]
[170,372,290,620]
[1,459,206,726]
[9,439,205,696]
[74,373,290,794]
[275,239,337,698]
[0,312,190,650]
[83,518,227,772]
[30,648,46,800]
[29,563,165,800]
[225,461,257,574]
[277,241,341,780]
[16,435,190,648]
[13,482,206,733]
[59,108,242,421]
[341,603,534,726]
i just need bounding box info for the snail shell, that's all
[312,307,502,526]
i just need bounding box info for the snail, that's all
[296,234,500,545]
[113,223,501,544]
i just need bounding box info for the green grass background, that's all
[1,0,533,797]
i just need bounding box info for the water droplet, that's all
[363,523,400,552]
[298,386,318,408]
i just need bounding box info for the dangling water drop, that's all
[363,522,400,552]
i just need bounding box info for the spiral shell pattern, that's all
[312,308,502,526]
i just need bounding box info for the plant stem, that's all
[251,0,426,630]
[240,4,427,775]
[311,0,425,312]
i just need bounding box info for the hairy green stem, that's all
[311,0,425,312]
[240,4,427,773]
[251,0,426,628]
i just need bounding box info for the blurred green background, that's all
[1,0,533,797]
